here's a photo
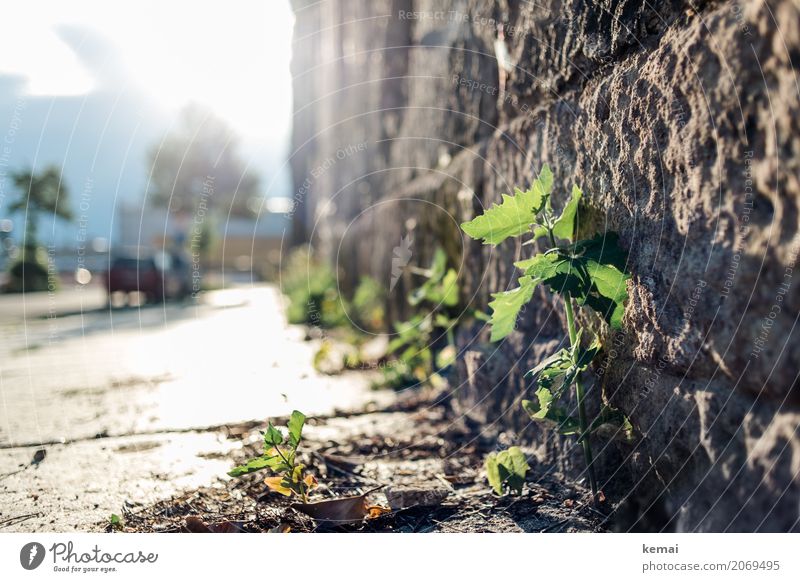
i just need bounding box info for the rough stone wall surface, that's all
[289,0,800,531]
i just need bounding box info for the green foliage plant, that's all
[485,446,529,495]
[461,165,631,502]
[228,411,317,502]
[351,275,386,332]
[281,246,346,328]
[381,248,459,388]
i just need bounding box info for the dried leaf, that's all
[292,493,381,524]
[184,516,211,533]
[209,521,246,533]
[264,476,292,497]
[367,505,391,519]
[183,516,245,533]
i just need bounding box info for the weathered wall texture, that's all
[289,0,800,531]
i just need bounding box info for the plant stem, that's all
[274,446,308,502]
[563,294,599,504]
[544,224,599,504]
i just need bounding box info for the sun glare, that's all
[0,0,294,139]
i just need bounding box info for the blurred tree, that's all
[147,104,260,216]
[8,165,72,250]
[190,213,218,271]
[5,165,72,292]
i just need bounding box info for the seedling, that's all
[108,513,123,531]
[485,446,529,495]
[228,410,317,502]
[461,165,632,503]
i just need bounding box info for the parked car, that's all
[106,252,191,305]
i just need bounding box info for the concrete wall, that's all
[289,0,800,531]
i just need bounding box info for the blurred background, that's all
[0,0,294,295]
[0,0,375,531]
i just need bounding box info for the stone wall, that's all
[289,0,800,531]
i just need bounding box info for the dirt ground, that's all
[1,286,606,533]
[119,391,606,533]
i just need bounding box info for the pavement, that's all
[0,284,389,531]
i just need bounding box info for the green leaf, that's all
[435,345,456,369]
[485,453,502,495]
[388,315,426,353]
[461,167,551,245]
[228,453,282,477]
[428,247,448,280]
[411,267,459,307]
[288,410,306,449]
[583,260,628,329]
[434,313,455,328]
[522,397,581,435]
[537,164,554,197]
[551,184,582,241]
[527,334,601,398]
[263,423,284,447]
[409,249,456,306]
[485,446,529,495]
[574,232,628,271]
[526,348,572,393]
[571,330,601,366]
[522,333,602,436]
[532,184,582,242]
[515,252,585,298]
[473,310,491,322]
[487,276,538,341]
[514,252,560,277]
[439,269,459,307]
[517,233,630,329]
[109,514,123,529]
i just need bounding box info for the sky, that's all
[0,0,294,246]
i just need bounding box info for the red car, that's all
[106,256,162,304]
[106,254,191,305]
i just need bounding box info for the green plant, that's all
[228,410,317,502]
[461,165,632,502]
[485,446,529,495]
[351,275,386,331]
[281,246,346,328]
[108,513,123,530]
[379,248,459,388]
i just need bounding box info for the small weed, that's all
[485,447,529,495]
[281,246,346,328]
[379,248,459,389]
[108,513,123,530]
[351,276,386,332]
[228,410,317,502]
[462,165,633,502]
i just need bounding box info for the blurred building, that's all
[117,201,290,278]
